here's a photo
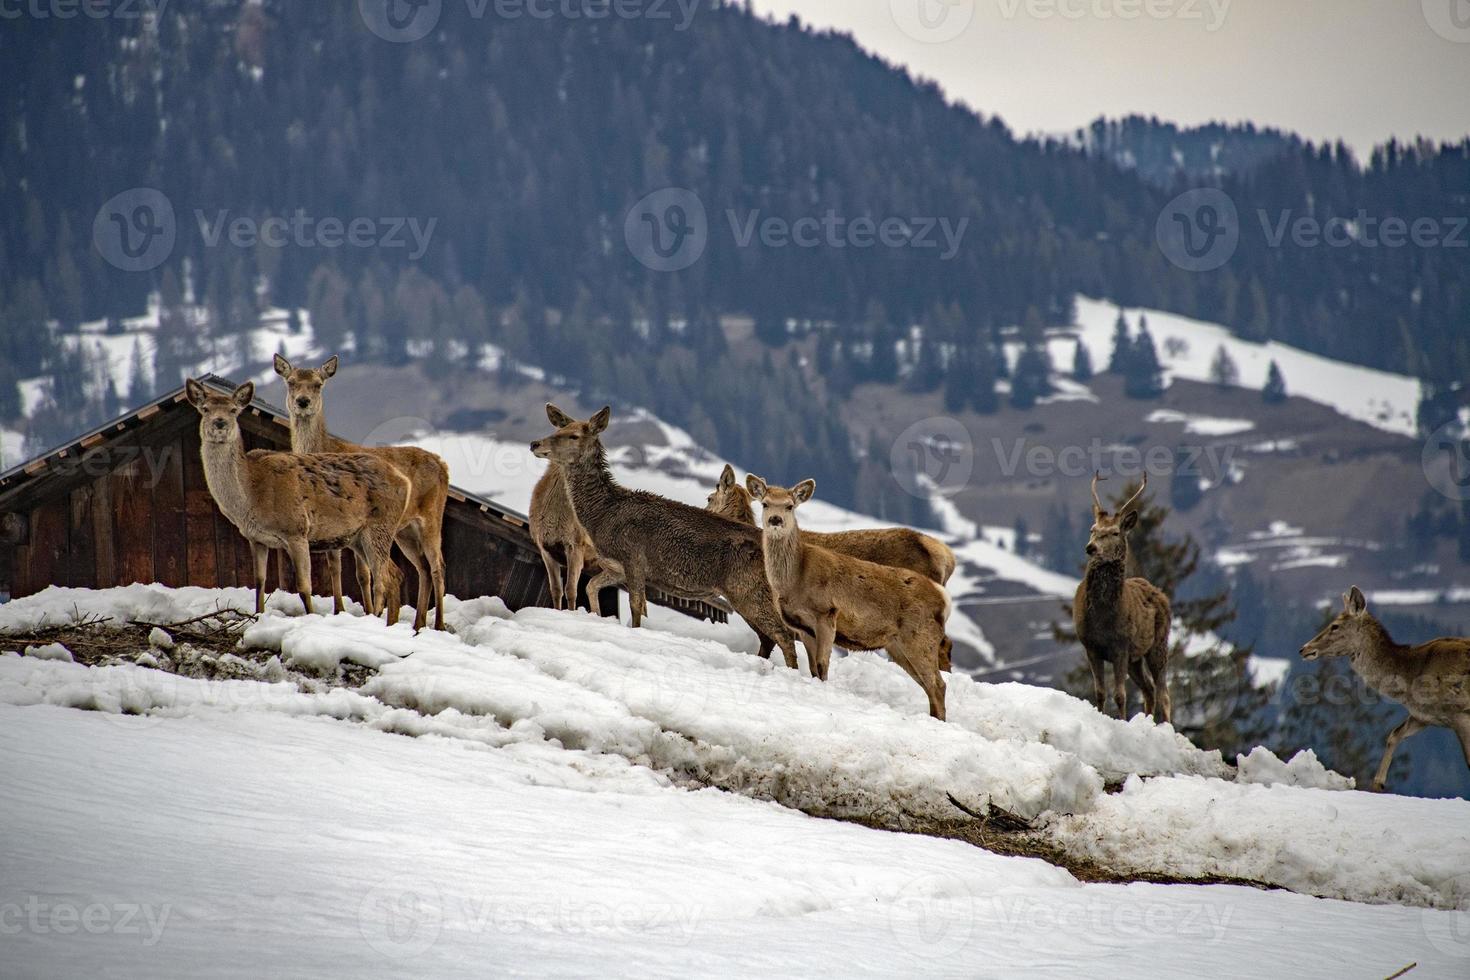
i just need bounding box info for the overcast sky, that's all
[753,0,1470,159]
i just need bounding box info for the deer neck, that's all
[762,521,804,595]
[1082,556,1127,624]
[198,428,254,523]
[561,444,618,534]
[290,410,336,454]
[1346,618,1410,691]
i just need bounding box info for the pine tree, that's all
[1209,344,1239,388]
[1171,445,1203,511]
[905,330,944,393]
[1262,360,1287,404]
[1124,322,1165,399]
[126,338,152,406]
[1013,515,1030,556]
[1107,311,1132,374]
[1072,340,1093,382]
[972,343,1000,414]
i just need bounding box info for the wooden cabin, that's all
[0,375,727,624]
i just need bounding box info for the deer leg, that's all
[420,520,447,631]
[327,551,345,615]
[1149,645,1172,724]
[252,542,271,615]
[287,539,313,616]
[396,529,431,630]
[565,542,586,613]
[1112,656,1130,719]
[372,531,401,627]
[1372,715,1426,792]
[813,613,837,682]
[1128,658,1156,720]
[536,541,565,611]
[625,567,648,628]
[1449,715,1470,775]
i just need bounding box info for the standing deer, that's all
[1073,473,1172,723]
[746,475,952,720]
[531,404,599,613]
[186,379,409,620]
[274,355,450,630]
[529,406,800,670]
[707,463,956,584]
[1300,586,1470,792]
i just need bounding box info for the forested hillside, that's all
[2,0,1467,500]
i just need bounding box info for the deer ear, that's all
[588,406,611,434]
[320,355,338,379]
[185,378,207,409]
[273,354,292,377]
[793,479,816,504]
[719,464,736,489]
[231,382,255,409]
[546,403,575,428]
[1120,510,1140,533]
[745,475,768,501]
[1345,586,1367,616]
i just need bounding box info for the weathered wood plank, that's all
[149,437,188,587]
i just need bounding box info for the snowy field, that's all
[2,586,1468,977]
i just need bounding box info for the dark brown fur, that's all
[531,407,800,670]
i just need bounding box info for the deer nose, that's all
[769,515,783,527]
[212,418,227,430]
[296,397,311,409]
[529,440,542,453]
[1085,543,1097,556]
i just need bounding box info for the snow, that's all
[1145,409,1255,437]
[22,642,73,663]
[1069,298,1422,437]
[1235,747,1352,791]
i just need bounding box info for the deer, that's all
[707,463,956,584]
[529,406,801,671]
[1300,586,1470,792]
[1072,472,1172,723]
[746,475,952,720]
[531,404,600,613]
[274,355,451,631]
[186,379,410,621]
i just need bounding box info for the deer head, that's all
[746,475,815,537]
[1085,471,1146,564]
[530,404,611,465]
[707,464,754,522]
[1299,586,1373,661]
[186,379,254,445]
[274,354,338,419]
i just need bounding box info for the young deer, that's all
[1072,473,1172,723]
[186,379,410,620]
[1300,586,1470,791]
[529,406,800,670]
[531,404,599,613]
[747,476,952,720]
[707,464,956,584]
[274,355,450,630]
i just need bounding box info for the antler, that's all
[1118,472,1149,515]
[1090,471,1105,515]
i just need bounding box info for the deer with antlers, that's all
[186,379,409,620]
[1300,586,1470,791]
[1073,472,1172,723]
[274,355,450,630]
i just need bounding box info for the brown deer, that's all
[186,379,409,620]
[746,475,952,720]
[529,406,800,670]
[531,404,599,613]
[1073,473,1172,723]
[1300,586,1470,791]
[707,463,956,584]
[274,355,450,631]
